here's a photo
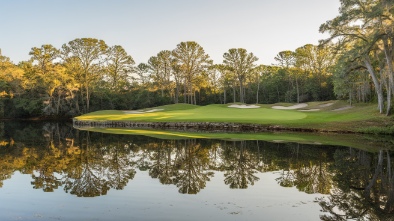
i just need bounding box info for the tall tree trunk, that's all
[84,70,90,112]
[388,94,392,116]
[183,82,186,103]
[175,81,179,103]
[72,90,80,114]
[384,152,394,213]
[386,78,392,116]
[233,84,236,103]
[239,80,244,103]
[364,56,384,114]
[383,37,394,91]
[189,86,192,104]
[56,93,61,115]
[193,89,196,105]
[224,87,226,104]
[189,81,192,104]
[295,75,300,103]
[86,84,90,112]
[80,87,85,113]
[218,87,222,104]
[383,37,393,115]
[364,150,383,198]
[287,74,293,102]
[243,82,246,103]
[256,76,260,104]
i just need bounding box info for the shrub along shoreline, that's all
[73,119,357,134]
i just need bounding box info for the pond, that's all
[0,121,393,221]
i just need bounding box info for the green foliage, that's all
[0,22,390,119]
[172,41,212,104]
[13,96,43,117]
[105,45,135,92]
[320,0,394,114]
[223,48,258,103]
[357,126,394,135]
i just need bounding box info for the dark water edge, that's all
[73,119,357,134]
[1,121,394,220]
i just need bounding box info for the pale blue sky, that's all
[0,0,340,65]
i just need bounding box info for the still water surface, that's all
[0,122,393,220]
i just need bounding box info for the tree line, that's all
[0,39,336,118]
[0,0,392,118]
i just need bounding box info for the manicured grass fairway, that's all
[76,101,391,132]
[75,101,394,150]
[78,104,306,123]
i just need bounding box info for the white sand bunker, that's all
[123,108,164,114]
[145,109,164,113]
[319,103,334,108]
[332,106,353,111]
[228,104,260,109]
[123,110,144,114]
[299,109,320,112]
[272,103,308,110]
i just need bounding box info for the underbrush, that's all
[358,126,394,135]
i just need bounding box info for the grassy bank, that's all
[75,101,394,134]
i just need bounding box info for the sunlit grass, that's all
[77,103,307,123]
[75,101,394,133]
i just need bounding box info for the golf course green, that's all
[75,101,394,134]
[76,104,306,123]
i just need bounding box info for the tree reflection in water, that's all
[276,143,333,194]
[319,148,394,221]
[148,140,177,185]
[222,141,259,189]
[172,140,213,194]
[63,131,137,197]
[0,122,394,219]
